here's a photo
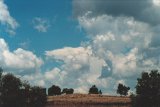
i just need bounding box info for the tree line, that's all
[36,70,160,107]
[48,85,74,95]
[0,68,103,107]
[47,85,101,96]
[1,67,160,107]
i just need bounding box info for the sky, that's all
[0,0,160,94]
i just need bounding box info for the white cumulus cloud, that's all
[0,38,43,75]
[22,5,160,95]
[0,0,19,35]
[77,13,160,93]
[45,47,123,94]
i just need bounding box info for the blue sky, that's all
[1,0,160,94]
[2,0,87,55]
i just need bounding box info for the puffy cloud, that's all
[73,0,160,25]
[45,47,114,93]
[0,38,43,75]
[21,67,65,88]
[0,38,8,51]
[19,0,160,94]
[43,14,160,93]
[0,0,19,35]
[24,0,160,94]
[45,46,137,94]
[46,47,92,65]
[32,17,50,33]
[22,72,45,87]
[76,12,160,93]
[1,0,159,95]
[153,0,160,6]
[45,68,63,82]
[78,14,152,55]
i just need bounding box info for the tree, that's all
[0,67,3,106]
[0,67,3,91]
[29,86,47,107]
[0,69,47,107]
[62,88,74,94]
[89,85,99,94]
[1,73,24,107]
[134,70,160,107]
[0,67,2,79]
[99,90,102,95]
[117,83,130,96]
[48,85,61,96]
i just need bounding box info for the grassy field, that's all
[46,94,131,107]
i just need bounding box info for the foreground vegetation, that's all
[132,70,160,107]
[0,68,47,107]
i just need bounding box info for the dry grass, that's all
[46,94,131,107]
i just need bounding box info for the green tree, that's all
[99,90,102,95]
[134,70,160,107]
[89,85,99,94]
[62,88,74,94]
[0,67,2,79]
[0,68,47,107]
[117,83,130,96]
[1,73,23,107]
[0,67,3,106]
[29,86,47,107]
[48,85,61,96]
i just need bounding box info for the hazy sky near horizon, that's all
[1,0,160,94]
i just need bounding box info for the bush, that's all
[117,83,130,96]
[99,90,102,95]
[89,85,99,94]
[48,85,61,96]
[62,88,74,94]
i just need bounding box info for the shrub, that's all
[62,88,74,94]
[48,85,61,96]
[89,85,99,94]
